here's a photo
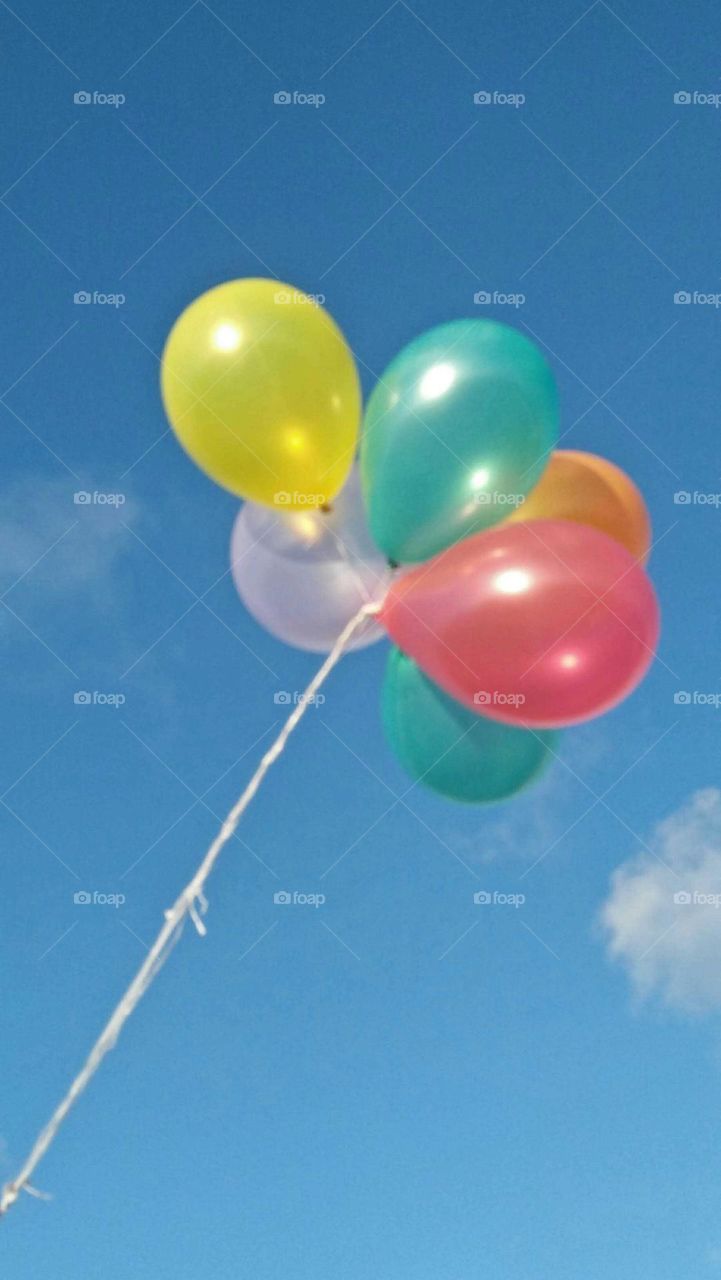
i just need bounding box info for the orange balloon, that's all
[508,449,651,562]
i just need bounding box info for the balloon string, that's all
[0,600,379,1220]
[321,513,381,610]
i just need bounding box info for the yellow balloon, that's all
[508,449,651,562]
[161,279,361,509]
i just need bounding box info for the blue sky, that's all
[1,0,721,1275]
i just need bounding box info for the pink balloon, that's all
[379,519,660,728]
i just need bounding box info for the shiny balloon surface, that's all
[380,519,660,728]
[162,278,360,509]
[361,319,558,562]
[383,648,559,802]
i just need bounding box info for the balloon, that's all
[360,318,558,563]
[508,449,651,561]
[379,519,660,728]
[230,466,391,653]
[161,279,361,509]
[383,648,559,803]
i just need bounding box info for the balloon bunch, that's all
[161,279,660,805]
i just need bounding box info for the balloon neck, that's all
[319,502,333,514]
[387,558,399,570]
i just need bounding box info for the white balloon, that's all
[230,466,391,652]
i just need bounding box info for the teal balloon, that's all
[361,319,558,563]
[382,648,559,804]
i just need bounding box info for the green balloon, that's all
[361,319,558,563]
[382,648,559,804]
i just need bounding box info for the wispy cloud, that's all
[0,474,137,598]
[600,788,721,1014]
[444,727,603,870]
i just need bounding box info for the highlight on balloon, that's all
[161,276,660,807]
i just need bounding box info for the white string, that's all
[0,600,378,1219]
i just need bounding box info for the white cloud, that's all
[0,475,137,602]
[600,788,721,1013]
